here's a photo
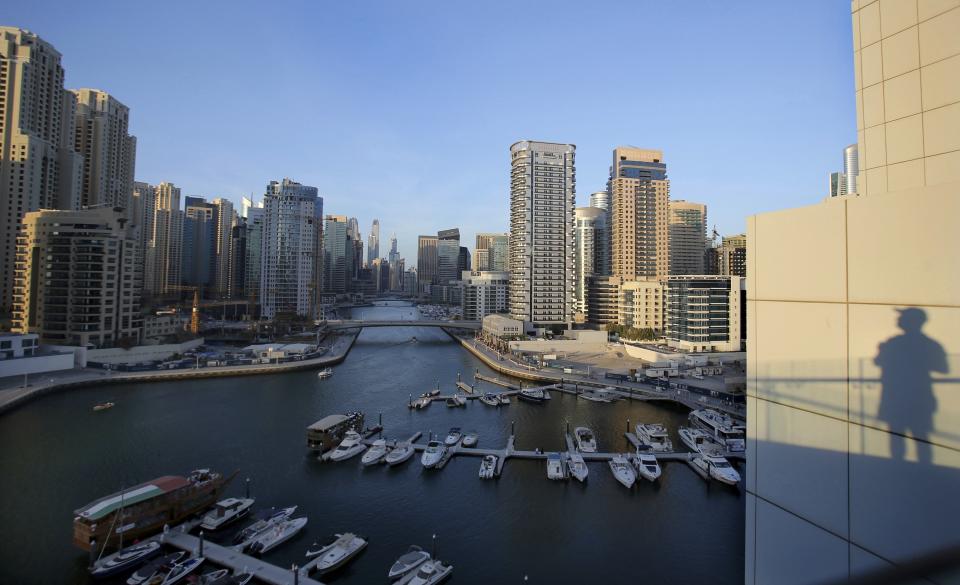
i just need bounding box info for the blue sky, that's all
[9,1,855,262]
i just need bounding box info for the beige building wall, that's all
[617,279,666,332]
[144,182,183,296]
[668,200,707,275]
[610,147,669,280]
[70,89,136,211]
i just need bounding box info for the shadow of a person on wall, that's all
[874,308,948,464]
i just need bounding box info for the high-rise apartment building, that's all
[718,233,746,277]
[574,207,608,318]
[243,206,264,305]
[508,140,576,327]
[367,218,380,267]
[668,200,707,275]
[260,178,322,319]
[69,89,136,211]
[212,198,235,298]
[131,181,156,263]
[181,196,215,292]
[829,143,860,197]
[12,207,142,347]
[589,191,610,211]
[609,147,670,280]
[0,28,82,312]
[228,218,247,300]
[417,235,438,294]
[144,182,183,297]
[437,228,460,284]
[746,3,960,583]
[474,233,508,272]
[322,215,350,294]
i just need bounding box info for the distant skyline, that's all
[5,1,855,262]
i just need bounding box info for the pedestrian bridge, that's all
[324,319,481,331]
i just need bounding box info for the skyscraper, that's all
[144,182,183,297]
[609,147,670,280]
[508,140,576,326]
[367,219,380,267]
[574,207,608,318]
[212,198,236,298]
[668,200,707,275]
[437,228,460,284]
[474,233,508,272]
[322,215,350,294]
[69,89,137,211]
[417,235,438,294]
[131,181,156,264]
[589,191,610,211]
[717,233,746,277]
[181,196,216,292]
[260,178,322,318]
[388,233,399,262]
[828,143,860,197]
[347,217,363,281]
[243,205,264,305]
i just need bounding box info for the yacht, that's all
[461,432,478,448]
[89,541,161,579]
[411,397,431,409]
[160,557,205,585]
[388,546,431,580]
[208,573,253,585]
[678,427,722,454]
[385,441,415,466]
[478,455,497,479]
[329,431,366,461]
[233,506,296,545]
[574,427,597,453]
[635,423,674,452]
[578,388,616,403]
[479,393,500,407]
[568,452,588,482]
[632,451,662,482]
[126,552,184,585]
[445,394,466,407]
[608,454,637,489]
[689,409,746,452]
[443,428,462,446]
[420,387,441,398]
[247,517,308,555]
[195,569,229,584]
[517,388,546,403]
[498,394,511,405]
[305,533,367,574]
[200,497,255,531]
[689,453,741,485]
[396,559,453,585]
[420,441,447,468]
[546,453,567,480]
[316,368,333,379]
[361,439,390,466]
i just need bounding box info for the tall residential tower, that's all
[609,147,670,280]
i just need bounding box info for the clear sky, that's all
[8,0,855,262]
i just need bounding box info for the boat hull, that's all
[385,447,415,466]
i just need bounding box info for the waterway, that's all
[0,302,744,584]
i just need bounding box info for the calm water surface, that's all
[0,302,744,584]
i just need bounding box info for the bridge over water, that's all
[324,319,481,331]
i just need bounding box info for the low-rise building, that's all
[143,314,182,341]
[618,279,666,333]
[665,275,744,352]
[0,333,75,377]
[461,271,509,321]
[481,314,525,340]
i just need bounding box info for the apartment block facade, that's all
[609,147,669,281]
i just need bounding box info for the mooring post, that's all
[293,564,299,585]
[408,394,412,407]
[627,418,631,434]
[245,477,250,499]
[511,420,515,436]
[432,533,437,559]
[199,531,204,556]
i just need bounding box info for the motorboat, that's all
[411,397,431,409]
[635,423,674,452]
[316,368,333,379]
[420,387,441,398]
[385,441,415,466]
[461,432,478,448]
[517,388,546,403]
[126,552,184,585]
[396,559,453,585]
[93,401,115,412]
[478,393,500,407]
[632,451,662,482]
[90,540,161,579]
[159,557,205,585]
[388,545,431,580]
[305,532,367,574]
[329,431,366,461]
[689,454,741,485]
[208,572,254,585]
[498,394,511,405]
[361,439,390,465]
[678,427,722,455]
[443,427,462,446]
[200,497,255,531]
[195,569,229,584]
[608,454,637,488]
[574,427,597,453]
[232,506,296,545]
[546,453,567,480]
[568,451,588,482]
[578,388,616,403]
[445,394,466,407]
[478,455,497,479]
[689,409,746,452]
[421,441,447,468]
[247,517,308,555]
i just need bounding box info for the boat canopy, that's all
[75,476,189,521]
[308,415,350,431]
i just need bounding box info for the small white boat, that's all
[305,532,367,574]
[329,431,366,461]
[632,451,662,482]
[498,394,511,405]
[445,394,466,407]
[388,545,430,580]
[578,388,616,403]
[93,401,115,412]
[233,506,296,545]
[574,427,597,453]
[396,559,453,585]
[689,453,741,485]
[385,441,415,466]
[160,557,205,585]
[689,409,746,452]
[411,397,431,409]
[316,368,333,379]
[420,387,441,398]
[361,439,390,466]
[90,541,161,579]
[200,497,255,531]
[635,423,673,452]
[608,454,637,489]
[478,393,500,407]
[679,427,722,454]
[567,452,588,483]
[443,427,462,446]
[546,453,567,480]
[126,552,184,585]
[248,517,308,555]
[478,455,497,479]
[517,388,546,403]
[461,432,478,448]
[421,441,447,468]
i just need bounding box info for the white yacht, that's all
[160,557,205,585]
[608,454,637,489]
[546,453,567,480]
[461,432,478,448]
[305,533,367,574]
[385,441,415,466]
[678,427,722,455]
[126,552,184,585]
[421,441,447,468]
[443,428,462,446]
[233,506,296,546]
[517,388,546,403]
[200,497,255,531]
[479,393,500,407]
[578,388,616,403]
[632,451,662,482]
[247,517,308,555]
[361,439,390,466]
[478,455,497,479]
[635,423,674,452]
[388,546,431,580]
[689,409,746,452]
[329,431,366,461]
[316,368,333,379]
[574,427,597,453]
[396,559,453,585]
[689,453,741,485]
[567,452,588,482]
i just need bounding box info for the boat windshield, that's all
[711,460,731,468]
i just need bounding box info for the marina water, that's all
[0,302,744,584]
